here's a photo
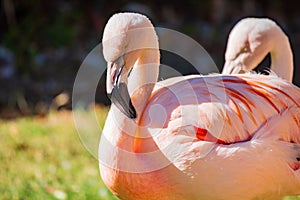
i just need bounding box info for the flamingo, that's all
[222,18,294,82]
[99,12,300,199]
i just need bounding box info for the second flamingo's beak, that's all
[107,62,137,119]
[222,60,247,74]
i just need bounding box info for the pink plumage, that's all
[99,12,300,199]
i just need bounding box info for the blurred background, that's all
[1,0,300,118]
[1,1,300,199]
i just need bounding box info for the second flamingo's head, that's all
[223,18,292,77]
[102,12,159,119]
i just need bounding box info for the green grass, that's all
[0,106,299,200]
[0,107,117,200]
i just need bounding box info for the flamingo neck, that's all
[270,32,293,82]
[128,49,160,117]
[128,49,160,152]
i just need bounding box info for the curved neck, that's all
[103,48,160,153]
[270,32,294,82]
[128,48,160,118]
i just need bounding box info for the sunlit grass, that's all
[0,106,299,200]
[0,106,117,200]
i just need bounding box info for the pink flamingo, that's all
[99,13,300,199]
[222,18,293,82]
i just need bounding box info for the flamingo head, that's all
[223,18,283,74]
[102,12,158,119]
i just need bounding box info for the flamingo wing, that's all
[140,74,300,170]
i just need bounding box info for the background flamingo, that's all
[99,12,300,199]
[222,18,294,82]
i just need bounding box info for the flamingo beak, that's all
[107,62,137,119]
[222,60,247,74]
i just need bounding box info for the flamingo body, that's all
[99,13,300,200]
[100,74,300,199]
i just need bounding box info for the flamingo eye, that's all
[242,46,248,52]
[241,41,250,53]
[232,42,250,61]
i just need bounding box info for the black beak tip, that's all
[128,104,137,119]
[107,83,137,119]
